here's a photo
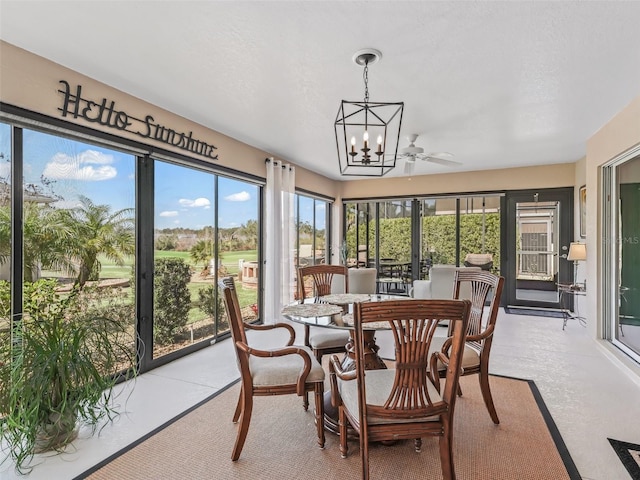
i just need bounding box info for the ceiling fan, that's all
[393,134,461,174]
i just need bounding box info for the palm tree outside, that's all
[57,195,135,287]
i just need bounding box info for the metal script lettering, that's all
[58,80,218,160]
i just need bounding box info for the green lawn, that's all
[41,249,260,325]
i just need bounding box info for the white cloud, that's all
[160,210,179,217]
[178,197,211,208]
[225,191,250,202]
[43,150,117,181]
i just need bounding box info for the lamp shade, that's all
[567,242,587,261]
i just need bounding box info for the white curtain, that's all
[264,158,296,324]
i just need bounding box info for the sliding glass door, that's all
[152,161,260,362]
[603,150,640,362]
[0,125,137,375]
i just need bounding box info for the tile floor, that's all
[1,309,639,480]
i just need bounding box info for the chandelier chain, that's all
[363,61,369,103]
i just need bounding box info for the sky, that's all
[0,126,267,230]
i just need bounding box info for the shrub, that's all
[153,258,192,344]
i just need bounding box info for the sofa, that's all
[409,264,481,300]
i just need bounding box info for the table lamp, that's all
[567,242,587,287]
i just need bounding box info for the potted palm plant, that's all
[0,279,137,474]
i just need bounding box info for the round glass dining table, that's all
[282,293,409,434]
[282,293,407,369]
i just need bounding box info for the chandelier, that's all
[334,49,404,177]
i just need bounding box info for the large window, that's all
[1,126,137,374]
[152,164,259,359]
[0,117,263,373]
[294,194,330,267]
[293,193,331,296]
[0,122,12,375]
[344,195,502,293]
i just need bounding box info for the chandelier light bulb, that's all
[363,130,369,149]
[350,136,356,153]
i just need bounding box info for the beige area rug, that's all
[79,375,580,480]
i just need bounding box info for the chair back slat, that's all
[452,270,504,350]
[353,299,471,418]
[298,265,348,300]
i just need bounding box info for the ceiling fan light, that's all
[403,160,415,174]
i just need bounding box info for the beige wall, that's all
[339,163,575,199]
[586,95,640,347]
[0,41,338,198]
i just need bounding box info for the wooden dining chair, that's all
[218,277,325,461]
[297,264,351,363]
[432,269,505,424]
[329,298,471,480]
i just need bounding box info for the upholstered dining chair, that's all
[431,269,505,424]
[329,299,471,480]
[297,264,351,363]
[218,277,325,461]
[348,267,377,295]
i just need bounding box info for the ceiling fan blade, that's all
[425,156,462,167]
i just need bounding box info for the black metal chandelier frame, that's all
[334,49,404,177]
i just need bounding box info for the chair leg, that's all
[414,438,422,452]
[304,324,311,347]
[339,407,348,459]
[478,369,500,424]
[231,388,253,461]
[303,348,322,411]
[439,417,456,480]
[232,386,243,423]
[457,383,463,397]
[360,424,370,480]
[314,385,326,449]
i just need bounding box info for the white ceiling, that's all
[2,1,640,181]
